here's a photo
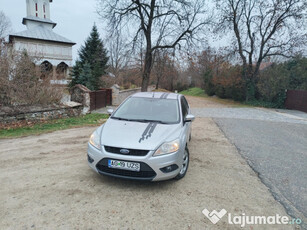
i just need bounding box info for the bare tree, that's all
[98,0,210,91]
[216,0,307,100]
[0,43,63,106]
[105,30,130,77]
[0,11,12,39]
[152,49,169,89]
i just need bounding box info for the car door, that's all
[180,96,192,144]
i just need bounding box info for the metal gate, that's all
[89,89,112,111]
[285,90,307,113]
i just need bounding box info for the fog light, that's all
[88,154,94,163]
[160,164,179,173]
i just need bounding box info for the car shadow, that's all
[90,170,178,190]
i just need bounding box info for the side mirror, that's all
[107,109,114,115]
[185,114,195,122]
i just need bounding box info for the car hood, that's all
[100,118,182,150]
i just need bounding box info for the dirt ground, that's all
[185,96,231,108]
[0,97,296,230]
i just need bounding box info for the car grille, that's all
[96,158,156,180]
[104,146,149,156]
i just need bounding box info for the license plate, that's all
[108,160,140,172]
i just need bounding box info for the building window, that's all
[40,61,53,79]
[35,3,38,17]
[56,62,69,79]
[43,5,46,18]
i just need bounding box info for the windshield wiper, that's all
[112,117,170,124]
[111,116,132,121]
[131,119,169,124]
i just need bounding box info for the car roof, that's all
[132,92,180,100]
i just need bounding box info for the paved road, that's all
[192,107,307,228]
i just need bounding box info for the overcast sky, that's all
[1,0,105,61]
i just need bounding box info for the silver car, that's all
[87,92,195,181]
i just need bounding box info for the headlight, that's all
[89,131,101,149]
[153,139,180,156]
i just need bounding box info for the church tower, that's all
[26,0,52,20]
[22,0,56,30]
[9,0,75,83]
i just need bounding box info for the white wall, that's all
[13,37,73,66]
[25,20,54,30]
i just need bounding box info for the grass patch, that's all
[208,97,252,107]
[179,87,207,97]
[243,100,283,109]
[180,87,253,107]
[178,87,280,108]
[0,113,108,139]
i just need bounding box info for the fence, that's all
[0,104,83,126]
[285,90,307,113]
[111,84,156,106]
[70,85,112,113]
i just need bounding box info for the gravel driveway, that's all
[0,96,298,230]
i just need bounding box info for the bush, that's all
[257,63,289,103]
[256,57,307,108]
[0,44,63,106]
[214,85,225,98]
[203,70,215,96]
[200,55,306,108]
[176,82,189,92]
[231,85,246,101]
[272,91,287,108]
[211,65,246,101]
[286,57,307,90]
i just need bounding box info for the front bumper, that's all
[87,143,182,181]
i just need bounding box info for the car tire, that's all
[175,147,189,180]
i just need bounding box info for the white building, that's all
[9,0,75,81]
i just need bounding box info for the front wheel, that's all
[175,147,189,180]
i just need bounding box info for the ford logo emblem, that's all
[120,149,130,154]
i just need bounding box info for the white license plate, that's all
[108,160,140,172]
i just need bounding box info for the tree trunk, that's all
[156,75,160,90]
[245,66,256,102]
[141,46,153,92]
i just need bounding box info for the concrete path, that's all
[192,106,307,228]
[192,107,307,124]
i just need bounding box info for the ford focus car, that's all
[87,92,195,181]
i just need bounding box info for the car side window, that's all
[182,96,189,110]
[181,97,188,120]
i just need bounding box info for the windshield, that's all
[112,97,180,124]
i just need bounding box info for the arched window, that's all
[56,62,69,79]
[40,61,53,79]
